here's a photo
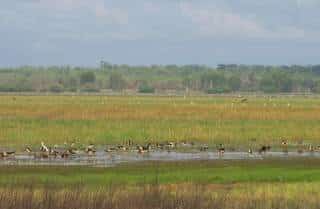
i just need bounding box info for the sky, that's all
[1,0,320,67]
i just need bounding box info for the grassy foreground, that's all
[1,159,320,209]
[0,95,320,148]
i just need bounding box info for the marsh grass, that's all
[0,182,319,209]
[1,160,320,209]
[1,159,320,186]
[0,95,320,147]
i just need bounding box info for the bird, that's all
[217,144,225,156]
[167,142,176,149]
[308,144,315,154]
[117,145,128,151]
[105,146,118,152]
[200,145,209,152]
[281,139,288,153]
[40,142,49,153]
[137,143,151,154]
[25,146,32,153]
[0,150,15,158]
[85,144,96,155]
[68,143,79,155]
[258,145,271,154]
[240,98,248,103]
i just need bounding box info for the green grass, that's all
[1,159,320,187]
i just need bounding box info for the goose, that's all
[117,145,128,151]
[308,144,315,153]
[281,139,288,153]
[240,98,248,103]
[137,143,151,154]
[40,142,49,152]
[156,142,165,150]
[60,150,71,158]
[258,145,271,154]
[248,148,253,155]
[200,145,209,152]
[68,143,79,155]
[0,150,15,158]
[217,144,225,156]
[105,146,117,152]
[166,142,176,149]
[51,145,72,158]
[25,146,32,153]
[29,142,50,159]
[85,144,96,155]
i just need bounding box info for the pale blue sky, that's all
[1,0,320,67]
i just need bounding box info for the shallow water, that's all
[1,151,320,167]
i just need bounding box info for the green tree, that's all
[80,72,96,85]
[260,71,293,93]
[109,72,126,91]
[138,81,155,93]
[229,75,241,91]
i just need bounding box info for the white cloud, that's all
[143,2,161,13]
[38,0,89,11]
[296,0,320,7]
[179,2,306,40]
[94,2,128,25]
[37,0,128,24]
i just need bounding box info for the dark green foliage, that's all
[80,71,96,85]
[0,64,320,93]
[49,84,64,93]
[207,87,231,94]
[228,75,241,91]
[80,83,100,92]
[138,82,155,93]
[109,72,126,91]
[260,71,293,93]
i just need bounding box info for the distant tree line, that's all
[1,64,320,94]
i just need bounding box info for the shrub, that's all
[138,83,155,93]
[207,87,231,94]
[49,84,64,93]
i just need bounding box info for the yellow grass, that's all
[0,95,319,147]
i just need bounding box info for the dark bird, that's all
[0,149,15,158]
[258,145,271,154]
